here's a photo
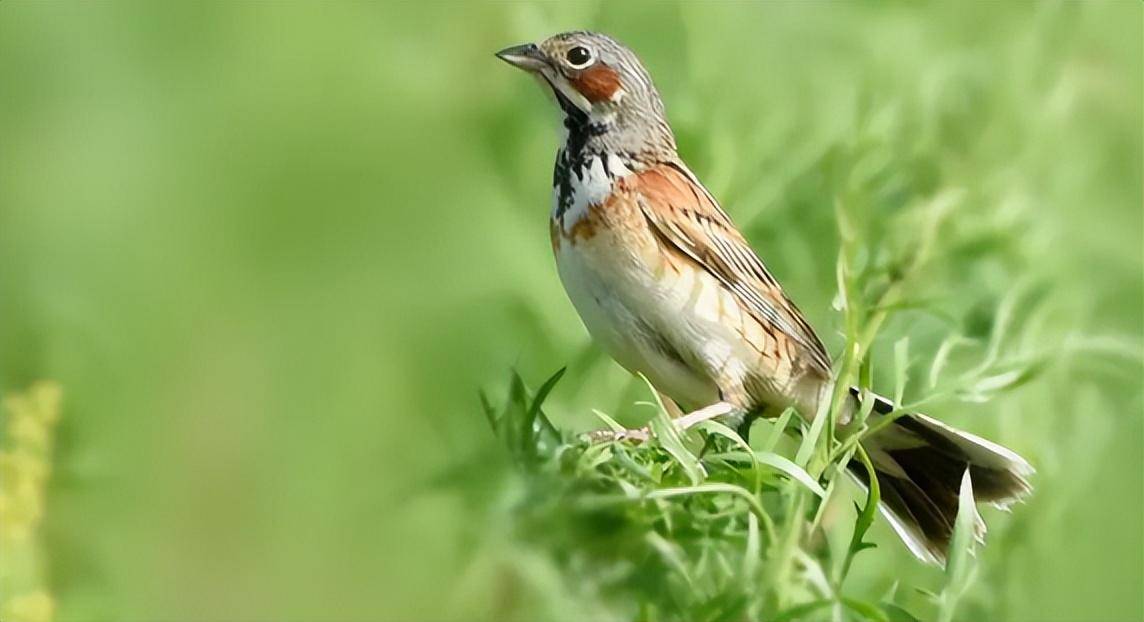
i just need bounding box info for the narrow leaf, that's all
[761,407,795,452]
[937,469,978,622]
[842,597,890,622]
[645,483,767,523]
[946,469,977,584]
[592,408,626,433]
[645,531,695,587]
[928,335,967,388]
[882,602,922,622]
[640,374,705,484]
[838,444,880,585]
[754,451,827,498]
[523,367,565,453]
[478,389,498,433]
[743,511,760,583]
[796,389,835,467]
[893,337,909,407]
[770,599,833,622]
[698,419,763,491]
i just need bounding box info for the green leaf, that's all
[947,469,977,582]
[501,371,529,457]
[842,597,890,622]
[754,451,826,498]
[610,442,656,483]
[853,387,878,429]
[650,413,705,484]
[696,419,754,456]
[795,390,834,467]
[645,531,695,587]
[522,367,565,455]
[881,602,922,622]
[640,375,705,485]
[838,444,881,585]
[478,389,498,433]
[578,443,613,472]
[743,510,760,584]
[968,358,1047,395]
[937,469,978,622]
[698,418,766,493]
[645,483,767,524]
[704,451,826,498]
[591,408,626,433]
[859,355,873,393]
[928,335,969,388]
[769,599,833,622]
[761,407,795,452]
[893,337,910,406]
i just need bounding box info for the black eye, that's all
[565,46,593,68]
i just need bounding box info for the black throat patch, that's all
[550,85,611,221]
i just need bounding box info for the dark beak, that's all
[495,43,549,72]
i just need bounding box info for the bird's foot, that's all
[584,401,738,444]
[584,426,650,443]
[672,401,738,429]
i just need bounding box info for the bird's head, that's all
[496,31,675,156]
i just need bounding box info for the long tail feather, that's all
[847,388,1033,565]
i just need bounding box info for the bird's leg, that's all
[672,401,738,429]
[585,401,739,443]
[584,426,650,443]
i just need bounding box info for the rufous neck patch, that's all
[571,65,623,103]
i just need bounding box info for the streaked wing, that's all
[628,161,832,375]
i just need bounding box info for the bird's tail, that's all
[845,389,1033,565]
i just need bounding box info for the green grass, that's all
[475,366,991,621]
[0,2,1140,620]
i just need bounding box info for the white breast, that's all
[552,156,745,409]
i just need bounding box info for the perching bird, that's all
[496,31,1031,565]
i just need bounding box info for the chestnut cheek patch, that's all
[571,65,623,104]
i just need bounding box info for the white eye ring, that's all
[565,46,594,69]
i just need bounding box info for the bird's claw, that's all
[583,426,651,444]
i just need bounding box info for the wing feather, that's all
[628,161,832,375]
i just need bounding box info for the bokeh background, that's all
[1,2,1140,621]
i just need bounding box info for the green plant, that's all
[0,382,62,622]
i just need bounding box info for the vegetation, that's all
[0,383,62,622]
[0,2,1139,620]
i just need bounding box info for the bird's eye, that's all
[565,46,593,68]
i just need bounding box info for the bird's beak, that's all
[495,43,549,73]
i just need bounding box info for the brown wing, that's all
[626,161,833,375]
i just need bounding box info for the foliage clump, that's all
[479,363,992,622]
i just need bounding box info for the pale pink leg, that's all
[585,401,738,443]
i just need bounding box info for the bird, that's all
[496,30,1032,565]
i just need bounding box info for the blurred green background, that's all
[0,2,1140,621]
